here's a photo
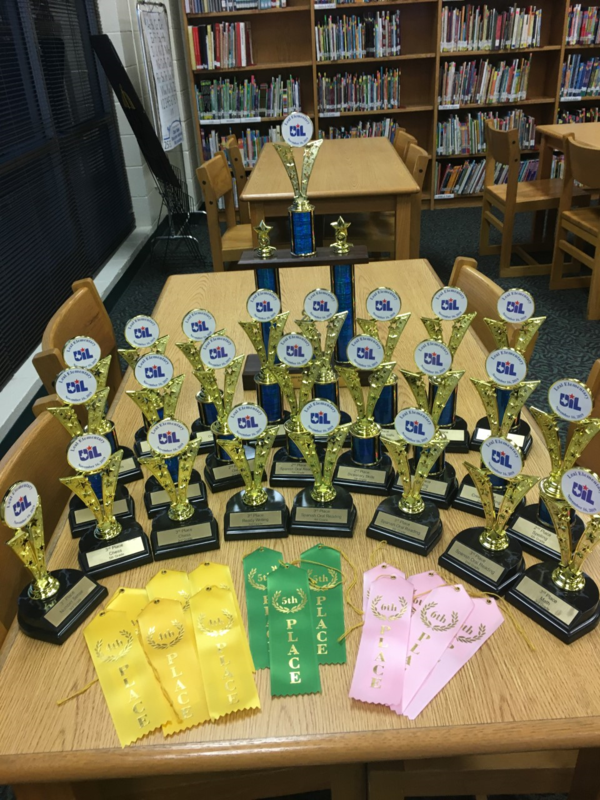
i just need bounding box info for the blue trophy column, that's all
[290,209,315,257]
[330,264,355,363]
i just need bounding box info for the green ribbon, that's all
[267,565,322,696]
[300,544,347,666]
[243,547,282,670]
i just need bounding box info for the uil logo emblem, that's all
[191,320,208,333]
[310,410,331,425]
[356,346,375,361]
[209,345,229,360]
[66,378,89,394]
[238,414,258,430]
[73,347,93,362]
[560,393,582,411]
[424,351,442,366]
[134,326,152,339]
[145,364,165,380]
[506,300,524,315]
[158,430,181,445]
[492,449,513,469]
[78,444,103,462]
[573,482,594,505]
[12,495,32,518]
[496,360,517,377]
[405,420,424,435]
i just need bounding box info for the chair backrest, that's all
[564,135,600,189]
[224,135,250,224]
[568,359,600,475]
[197,151,238,272]
[405,143,430,191]
[0,412,73,645]
[393,129,417,162]
[32,279,122,407]
[483,120,521,201]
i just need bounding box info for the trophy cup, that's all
[253,220,281,312]
[508,379,600,559]
[329,217,356,365]
[270,333,319,487]
[332,335,396,495]
[0,481,107,644]
[60,434,152,578]
[470,289,545,453]
[439,436,539,594]
[421,286,476,452]
[367,408,449,554]
[356,287,411,428]
[274,112,323,257]
[219,403,289,540]
[139,419,219,559]
[391,345,464,509]
[506,468,600,643]
[255,219,276,260]
[288,399,356,536]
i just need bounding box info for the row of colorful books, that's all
[559,55,600,98]
[315,11,401,61]
[440,5,542,52]
[435,157,538,196]
[318,117,399,139]
[439,57,530,106]
[201,126,284,167]
[566,5,600,45]
[557,106,600,122]
[187,23,254,70]
[195,76,301,120]
[317,69,400,112]
[185,0,285,10]
[437,109,536,155]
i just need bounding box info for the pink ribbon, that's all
[362,562,406,612]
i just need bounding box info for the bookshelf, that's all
[181,0,600,211]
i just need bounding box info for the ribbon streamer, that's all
[301,544,347,665]
[243,547,283,670]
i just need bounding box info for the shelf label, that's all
[320,111,341,117]
[439,104,460,110]
[435,194,455,200]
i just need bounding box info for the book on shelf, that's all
[437,109,536,154]
[185,0,286,11]
[438,57,530,105]
[318,117,399,139]
[435,156,538,196]
[317,68,400,112]
[196,75,301,120]
[566,5,600,45]
[315,11,401,61]
[201,125,284,167]
[557,105,600,122]
[188,22,254,69]
[440,5,542,52]
[560,54,600,98]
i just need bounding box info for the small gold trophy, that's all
[330,216,353,256]
[439,435,539,594]
[507,469,600,643]
[288,399,356,536]
[0,481,107,644]
[368,408,449,555]
[61,434,151,578]
[254,219,276,259]
[357,287,411,428]
[139,419,218,559]
[219,403,289,540]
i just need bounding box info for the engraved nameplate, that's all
[448,541,504,581]
[150,482,202,506]
[459,485,503,509]
[295,507,348,524]
[195,430,214,443]
[421,478,449,496]
[74,498,129,525]
[138,441,151,455]
[156,523,213,547]
[44,577,97,627]
[337,466,387,484]
[119,458,136,474]
[213,459,255,481]
[515,576,578,624]
[375,512,429,541]
[476,428,525,448]
[230,510,283,528]
[274,462,313,477]
[443,429,467,442]
[381,430,402,443]
[86,537,146,568]
[511,517,560,554]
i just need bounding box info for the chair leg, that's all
[550,219,568,290]
[587,243,600,320]
[479,198,492,255]
[498,212,515,278]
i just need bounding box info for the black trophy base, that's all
[438,526,525,595]
[224,489,289,540]
[16,569,107,645]
[190,419,216,454]
[333,451,395,496]
[118,445,143,484]
[69,484,135,539]
[391,461,458,510]
[204,447,262,494]
[507,503,585,561]
[452,475,525,520]
[151,506,220,560]
[78,520,153,579]
[289,486,357,537]
[440,416,470,453]
[506,561,600,644]
[143,470,208,518]
[470,416,532,458]
[367,495,443,555]
[270,447,317,488]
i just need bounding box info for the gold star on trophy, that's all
[330,217,353,255]
[254,220,276,260]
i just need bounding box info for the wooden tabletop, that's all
[2,261,600,785]
[240,139,419,203]
[537,121,600,150]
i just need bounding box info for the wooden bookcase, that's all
[181,0,599,210]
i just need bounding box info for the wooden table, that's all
[240,139,420,259]
[2,261,600,799]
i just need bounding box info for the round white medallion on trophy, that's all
[481,436,523,479]
[124,315,160,348]
[497,289,535,323]
[1,481,39,529]
[182,308,216,342]
[63,336,102,369]
[431,286,468,320]
[147,419,190,456]
[228,403,269,440]
[281,112,314,147]
[247,289,281,322]
[414,340,453,376]
[549,378,593,422]
[55,368,98,405]
[67,434,113,473]
[561,468,600,515]
[303,288,338,321]
[135,353,174,388]
[485,348,527,386]
[200,334,236,369]
[366,287,401,321]
[347,335,385,370]
[277,333,313,367]
[300,399,340,435]
[395,408,436,445]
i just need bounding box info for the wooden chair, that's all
[0,412,73,646]
[479,120,586,279]
[550,135,600,319]
[393,128,418,162]
[223,134,251,224]
[32,278,122,406]
[568,358,600,474]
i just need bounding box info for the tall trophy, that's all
[421,286,476,452]
[274,112,323,257]
[507,468,600,643]
[139,419,219,559]
[61,434,152,578]
[332,335,396,495]
[0,481,107,644]
[508,379,600,559]
[270,333,319,487]
[470,289,545,453]
[329,217,356,365]
[367,408,449,554]
[356,287,411,428]
[439,436,539,594]
[391,344,464,509]
[219,403,289,540]
[288,399,356,536]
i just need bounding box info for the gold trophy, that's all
[507,470,600,643]
[368,408,449,555]
[219,403,289,540]
[254,220,276,259]
[139,419,218,559]
[440,435,539,594]
[0,481,106,644]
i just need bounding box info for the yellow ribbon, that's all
[106,587,149,630]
